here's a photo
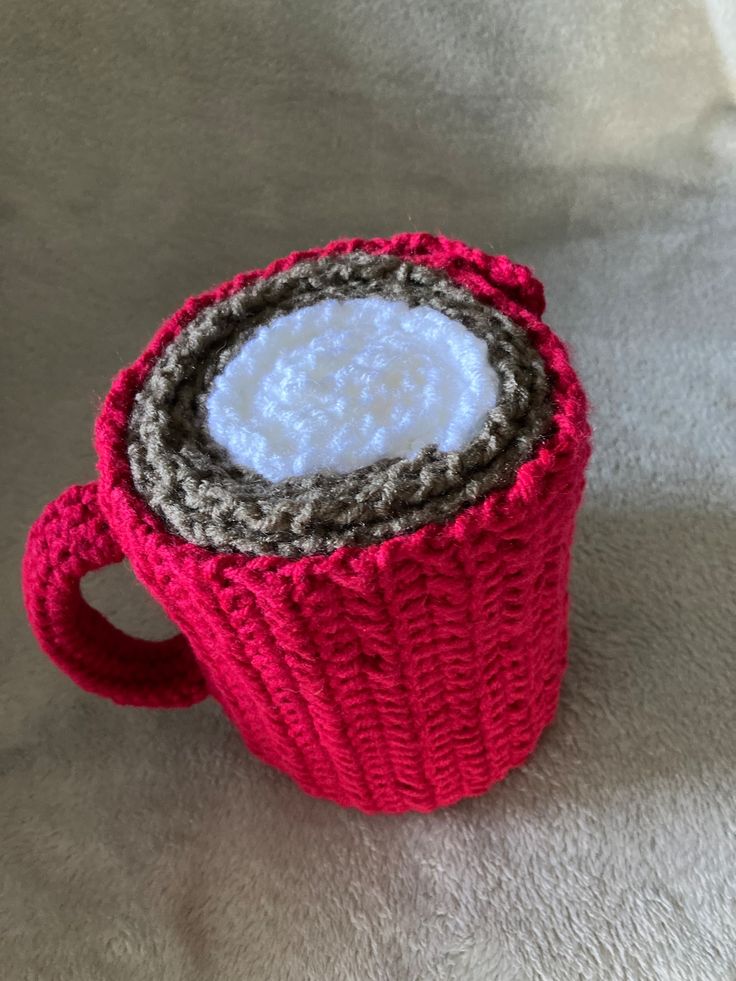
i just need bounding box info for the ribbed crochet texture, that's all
[23,232,590,814]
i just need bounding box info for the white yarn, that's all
[205,296,498,481]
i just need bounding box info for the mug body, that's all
[111,462,583,814]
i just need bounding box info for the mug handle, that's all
[22,481,208,708]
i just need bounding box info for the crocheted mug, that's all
[23,233,590,814]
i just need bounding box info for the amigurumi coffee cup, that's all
[23,233,590,814]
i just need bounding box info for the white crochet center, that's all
[206,296,499,481]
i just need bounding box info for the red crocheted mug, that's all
[23,234,590,814]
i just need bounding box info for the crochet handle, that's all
[22,482,208,708]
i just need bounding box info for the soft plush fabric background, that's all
[2,1,735,978]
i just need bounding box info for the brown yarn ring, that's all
[128,251,553,556]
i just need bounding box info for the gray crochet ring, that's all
[127,251,553,557]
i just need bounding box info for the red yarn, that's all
[23,233,590,814]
